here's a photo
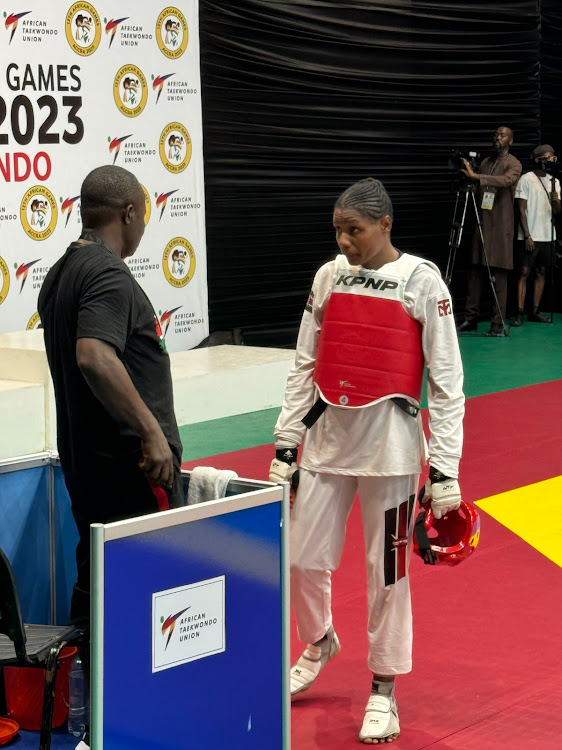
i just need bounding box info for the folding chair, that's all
[0,545,79,750]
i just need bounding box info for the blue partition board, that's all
[53,465,79,625]
[0,465,50,623]
[102,502,284,750]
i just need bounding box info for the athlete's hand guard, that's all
[423,467,461,520]
[269,448,299,491]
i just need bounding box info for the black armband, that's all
[429,466,453,483]
[276,448,298,465]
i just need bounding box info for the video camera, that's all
[448,149,481,172]
[537,156,561,176]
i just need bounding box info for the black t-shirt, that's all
[38,236,183,494]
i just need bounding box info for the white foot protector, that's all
[290,627,341,696]
[359,693,400,744]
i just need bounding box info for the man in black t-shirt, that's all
[39,166,183,631]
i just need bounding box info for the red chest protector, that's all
[314,254,432,408]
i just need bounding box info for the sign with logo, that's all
[65,2,102,56]
[163,237,196,287]
[20,186,58,240]
[0,257,10,306]
[159,122,192,173]
[26,311,42,329]
[152,576,226,673]
[156,7,188,59]
[0,1,208,351]
[113,64,148,118]
[15,259,41,293]
[140,184,152,225]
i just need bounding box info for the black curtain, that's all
[199,1,559,347]
[541,0,562,152]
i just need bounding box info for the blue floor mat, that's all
[5,726,78,748]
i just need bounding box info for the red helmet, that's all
[413,500,480,566]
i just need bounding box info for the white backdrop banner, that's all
[0,1,208,351]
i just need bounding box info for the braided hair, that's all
[334,177,393,221]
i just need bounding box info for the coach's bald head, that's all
[80,166,145,258]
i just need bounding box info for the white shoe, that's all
[290,626,341,696]
[359,693,400,743]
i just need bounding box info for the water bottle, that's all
[67,654,86,737]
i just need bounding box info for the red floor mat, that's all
[183,379,562,496]
[182,380,562,749]
[453,379,562,501]
[286,507,562,749]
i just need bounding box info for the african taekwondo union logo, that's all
[108,134,132,164]
[15,259,40,292]
[159,306,182,337]
[152,577,225,673]
[3,11,31,43]
[60,196,80,227]
[152,73,174,103]
[155,190,177,220]
[4,10,57,44]
[160,608,189,650]
[105,15,126,48]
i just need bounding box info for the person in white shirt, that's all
[269,178,465,745]
[512,145,561,325]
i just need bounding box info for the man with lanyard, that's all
[39,165,183,749]
[456,126,522,336]
[512,144,561,325]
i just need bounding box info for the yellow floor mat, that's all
[476,475,562,568]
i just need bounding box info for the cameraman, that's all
[457,126,522,336]
[512,144,561,326]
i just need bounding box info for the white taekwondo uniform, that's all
[274,252,464,674]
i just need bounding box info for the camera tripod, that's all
[445,182,509,336]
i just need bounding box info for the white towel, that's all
[187,466,238,505]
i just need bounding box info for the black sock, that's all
[371,677,395,696]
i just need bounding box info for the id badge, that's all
[481,188,496,210]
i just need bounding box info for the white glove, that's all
[424,470,461,520]
[269,448,299,487]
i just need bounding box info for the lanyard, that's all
[489,154,508,177]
